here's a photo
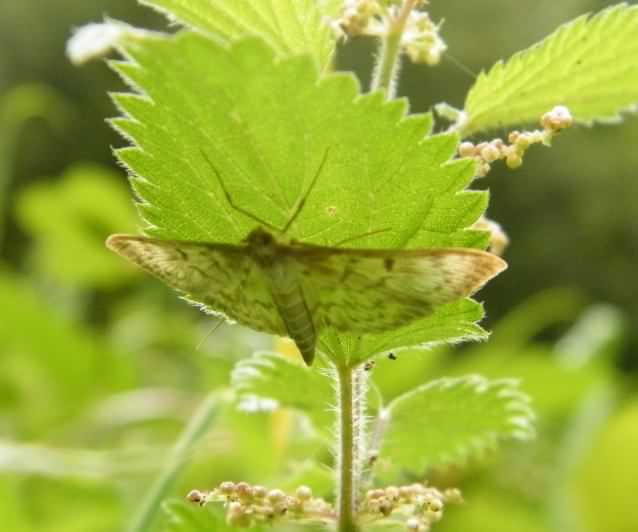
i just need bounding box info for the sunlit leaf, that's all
[232,352,334,433]
[378,376,535,479]
[463,4,638,134]
[140,0,338,69]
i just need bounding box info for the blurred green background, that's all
[1,1,636,532]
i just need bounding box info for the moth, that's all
[107,150,506,366]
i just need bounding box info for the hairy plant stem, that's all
[352,366,368,503]
[336,363,360,532]
[370,0,419,97]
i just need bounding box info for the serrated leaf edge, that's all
[383,375,536,470]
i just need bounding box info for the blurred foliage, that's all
[16,164,138,288]
[0,1,637,532]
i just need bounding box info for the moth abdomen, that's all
[272,283,317,366]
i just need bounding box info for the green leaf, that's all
[378,376,535,478]
[444,347,609,421]
[231,351,334,433]
[320,299,488,364]
[16,164,138,288]
[445,300,622,420]
[279,461,335,498]
[111,33,492,362]
[463,4,638,134]
[163,500,235,532]
[111,34,485,249]
[140,0,338,69]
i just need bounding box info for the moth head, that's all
[244,228,280,262]
[245,227,276,245]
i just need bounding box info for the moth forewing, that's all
[108,149,507,365]
[284,245,507,334]
[105,233,289,337]
[106,232,507,366]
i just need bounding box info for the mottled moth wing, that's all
[106,235,287,335]
[286,246,507,333]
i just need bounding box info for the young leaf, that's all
[231,351,334,433]
[140,0,338,69]
[110,33,492,363]
[463,4,638,134]
[378,376,535,478]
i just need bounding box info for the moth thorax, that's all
[245,227,279,265]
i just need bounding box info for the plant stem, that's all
[127,391,221,532]
[336,363,359,532]
[352,366,368,502]
[370,0,419,97]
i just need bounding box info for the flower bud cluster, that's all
[541,105,574,132]
[362,482,463,531]
[402,10,447,65]
[186,482,333,528]
[458,105,574,177]
[331,0,383,37]
[331,1,446,66]
[471,216,509,256]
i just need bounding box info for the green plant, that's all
[65,2,638,531]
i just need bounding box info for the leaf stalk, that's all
[370,0,419,97]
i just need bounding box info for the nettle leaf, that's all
[320,299,487,364]
[463,4,638,134]
[231,351,334,432]
[378,376,535,479]
[111,33,491,363]
[140,0,338,69]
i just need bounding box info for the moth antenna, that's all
[200,149,279,231]
[444,52,477,80]
[282,146,331,234]
[196,318,225,351]
[333,227,392,247]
